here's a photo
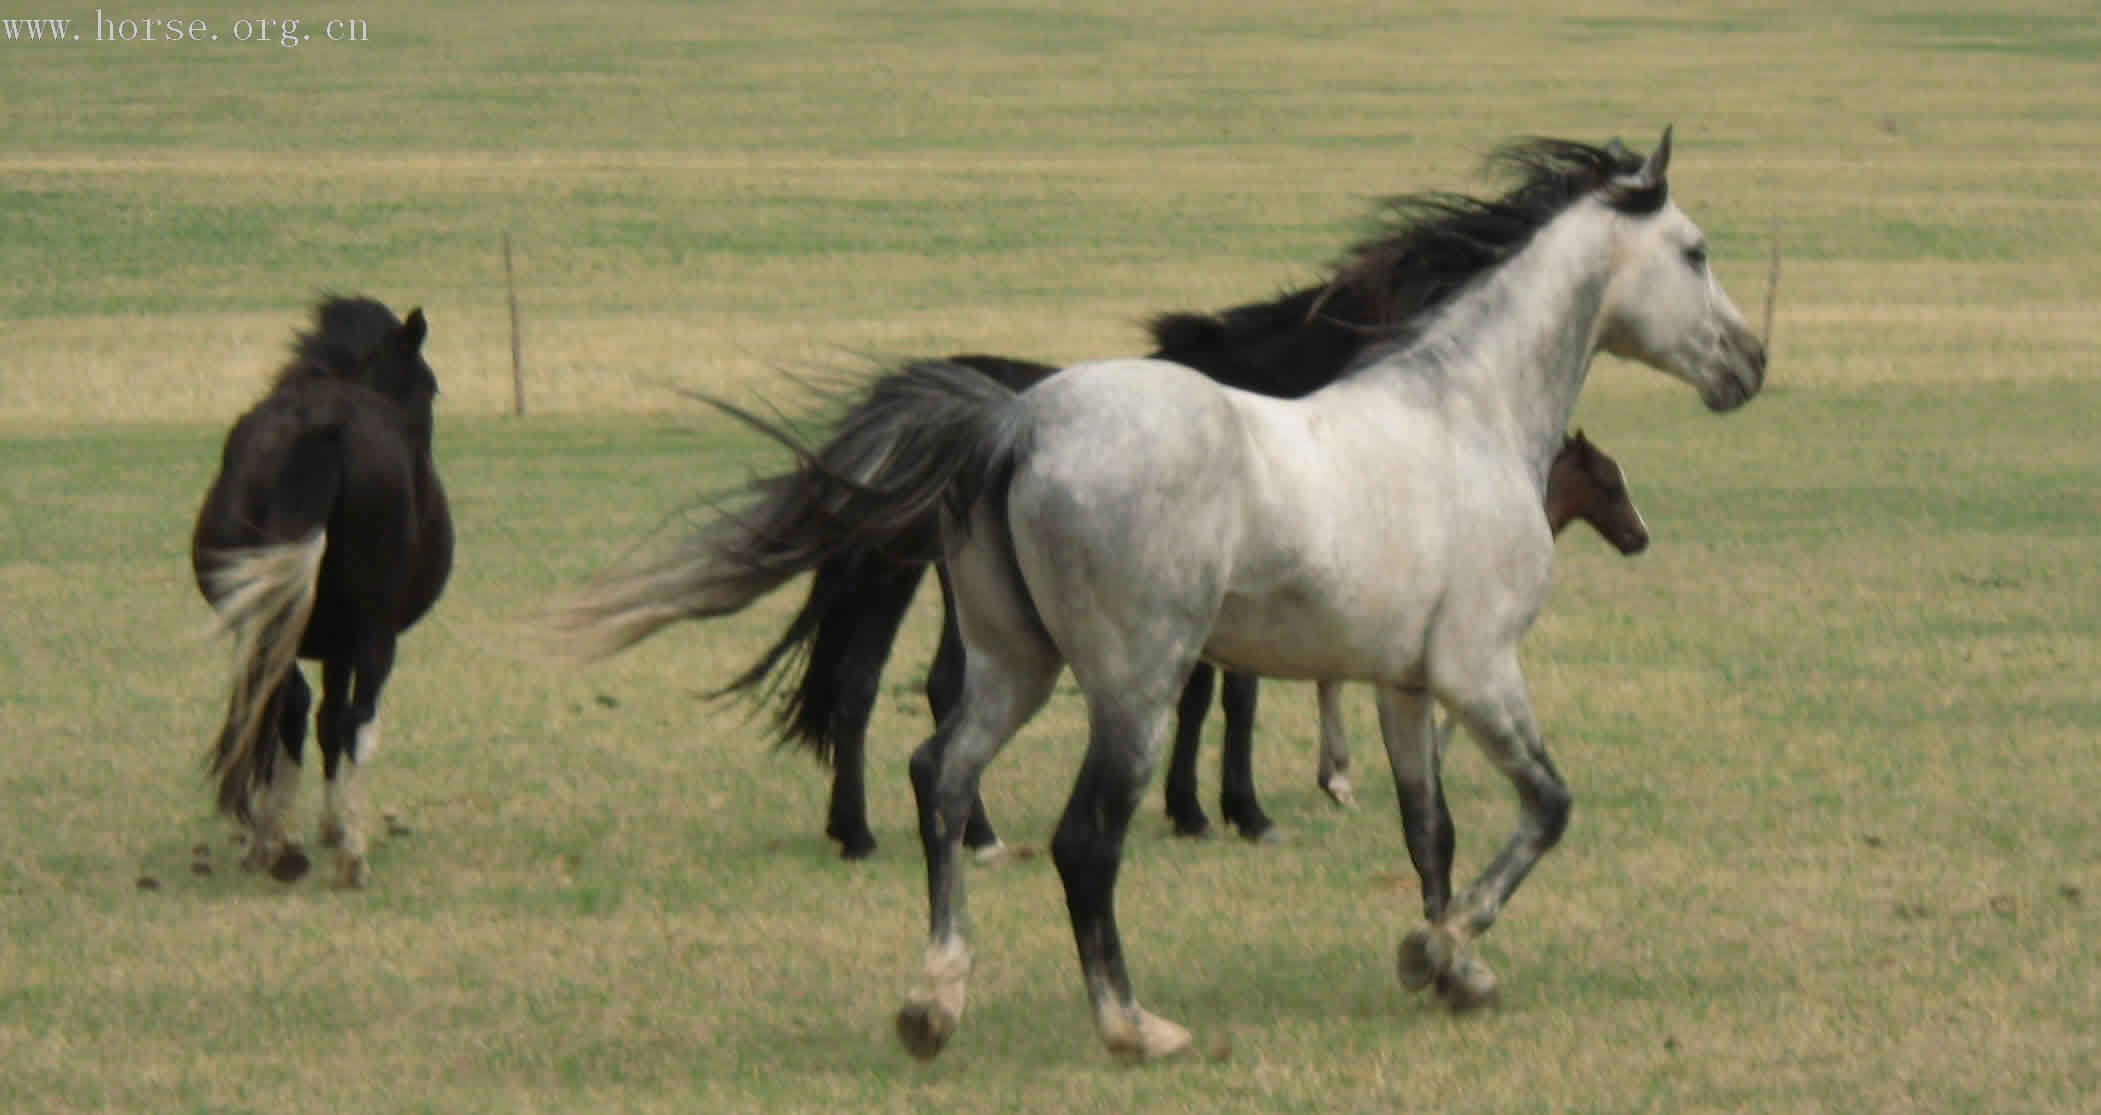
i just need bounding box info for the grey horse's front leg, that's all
[1375,687,1454,921]
[1397,659,1569,1011]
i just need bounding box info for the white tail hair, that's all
[202,530,326,820]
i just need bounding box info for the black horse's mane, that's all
[1146,138,1659,396]
[272,295,406,389]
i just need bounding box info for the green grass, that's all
[4,379,2097,1113]
[4,1,2100,1111]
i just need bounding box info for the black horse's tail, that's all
[546,360,1024,670]
[196,418,341,822]
[710,355,1049,762]
[715,540,931,762]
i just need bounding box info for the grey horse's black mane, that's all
[1144,137,1664,390]
[1325,138,1663,335]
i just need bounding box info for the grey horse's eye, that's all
[1683,244,1708,270]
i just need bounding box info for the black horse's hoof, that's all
[269,847,312,884]
[1229,813,1278,844]
[1168,813,1213,839]
[1237,822,1282,845]
[830,822,878,860]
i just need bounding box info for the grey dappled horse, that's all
[567,129,1765,1059]
[858,129,1765,1060]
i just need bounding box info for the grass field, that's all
[4,2,2098,1112]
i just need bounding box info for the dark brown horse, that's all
[1545,429,1648,553]
[191,296,452,888]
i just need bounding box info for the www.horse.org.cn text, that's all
[1,11,369,47]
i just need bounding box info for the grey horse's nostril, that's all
[1739,332,1769,379]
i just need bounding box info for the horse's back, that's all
[1013,358,1261,529]
[999,360,1496,685]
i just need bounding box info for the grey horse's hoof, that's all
[1101,1007,1195,1063]
[1399,925,1502,1010]
[896,1001,958,1062]
[1436,952,1501,1012]
[1397,926,1445,991]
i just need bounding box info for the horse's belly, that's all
[1203,591,1430,683]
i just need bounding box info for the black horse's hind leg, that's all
[317,635,394,889]
[314,658,352,847]
[278,667,312,768]
[929,564,1001,857]
[1163,662,1215,837]
[258,669,315,880]
[245,669,314,881]
[1217,671,1275,841]
[824,730,876,860]
[1052,701,1191,1061]
[815,558,929,860]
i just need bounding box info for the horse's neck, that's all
[394,401,436,454]
[1543,492,1578,536]
[1370,209,1614,492]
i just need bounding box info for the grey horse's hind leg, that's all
[1052,698,1193,1061]
[1316,681,1355,807]
[895,636,1058,1061]
[1402,656,1569,1010]
[926,565,1004,859]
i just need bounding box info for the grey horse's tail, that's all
[546,359,1024,664]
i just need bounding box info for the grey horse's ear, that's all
[1603,128,1670,208]
[1639,125,1673,185]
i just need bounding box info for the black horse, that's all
[192,295,452,888]
[553,174,1635,858]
